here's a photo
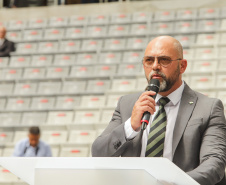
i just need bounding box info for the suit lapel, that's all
[0,39,7,50]
[172,84,198,157]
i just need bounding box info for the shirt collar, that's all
[25,138,40,148]
[155,81,185,106]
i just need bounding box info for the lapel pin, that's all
[189,101,193,105]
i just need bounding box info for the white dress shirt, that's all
[124,81,185,160]
[0,38,5,47]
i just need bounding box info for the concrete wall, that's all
[0,0,226,22]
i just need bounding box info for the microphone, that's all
[141,79,160,131]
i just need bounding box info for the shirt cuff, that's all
[124,117,140,140]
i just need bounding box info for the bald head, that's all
[0,26,6,39]
[145,36,183,59]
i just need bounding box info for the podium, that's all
[0,157,199,185]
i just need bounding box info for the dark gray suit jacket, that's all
[0,39,15,57]
[92,84,226,185]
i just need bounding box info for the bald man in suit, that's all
[92,36,226,185]
[0,26,15,57]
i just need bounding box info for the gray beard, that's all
[147,66,180,92]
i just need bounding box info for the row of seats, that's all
[0,52,142,67]
[6,20,226,43]
[0,95,119,110]
[0,109,114,125]
[0,65,143,80]
[1,8,226,31]
[0,130,101,145]
[0,166,26,184]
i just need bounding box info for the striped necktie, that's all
[145,97,170,157]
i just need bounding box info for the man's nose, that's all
[152,57,161,70]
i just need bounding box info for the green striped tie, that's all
[145,97,170,157]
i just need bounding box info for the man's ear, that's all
[180,59,187,74]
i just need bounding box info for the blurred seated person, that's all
[13,126,52,157]
[13,0,47,7]
[0,26,15,57]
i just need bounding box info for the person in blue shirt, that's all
[13,126,52,157]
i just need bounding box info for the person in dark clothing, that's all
[0,26,15,57]
[13,0,47,7]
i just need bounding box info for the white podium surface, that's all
[0,157,199,185]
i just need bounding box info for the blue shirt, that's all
[13,138,52,157]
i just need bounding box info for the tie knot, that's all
[158,97,170,106]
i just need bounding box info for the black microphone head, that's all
[145,79,160,98]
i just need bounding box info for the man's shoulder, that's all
[16,138,28,146]
[39,140,50,148]
[120,92,143,101]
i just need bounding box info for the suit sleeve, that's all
[92,96,132,157]
[0,41,15,57]
[187,99,226,185]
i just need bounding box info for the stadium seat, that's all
[6,98,31,110]
[195,34,217,46]
[89,15,109,25]
[132,12,152,22]
[31,55,53,66]
[73,110,100,124]
[130,24,148,35]
[53,54,76,66]
[77,53,98,65]
[190,75,214,89]
[16,43,37,54]
[86,26,107,37]
[65,27,85,39]
[99,52,121,64]
[28,18,47,29]
[59,146,89,157]
[174,21,196,34]
[0,132,14,144]
[106,95,121,108]
[62,81,86,94]
[55,96,80,109]
[111,79,137,92]
[152,22,174,35]
[23,68,46,79]
[1,68,22,80]
[0,57,9,67]
[122,51,143,63]
[192,60,217,72]
[70,66,94,77]
[198,8,220,19]
[218,60,226,70]
[80,95,106,108]
[68,130,97,144]
[194,48,217,59]
[154,10,175,21]
[59,40,81,52]
[174,35,196,48]
[104,38,126,51]
[13,131,27,143]
[8,20,26,30]
[46,67,69,78]
[30,97,55,110]
[136,77,148,90]
[219,47,226,58]
[42,130,68,144]
[220,19,226,31]
[0,98,6,110]
[23,29,43,41]
[216,74,226,88]
[94,64,117,76]
[110,13,131,24]
[6,31,22,42]
[176,9,197,20]
[183,49,195,60]
[14,82,38,95]
[108,25,129,36]
[48,17,68,27]
[37,81,61,95]
[117,64,141,75]
[38,42,59,53]
[0,166,19,181]
[69,15,88,26]
[21,112,47,125]
[0,83,14,95]
[197,20,220,32]
[87,80,110,93]
[126,37,147,50]
[81,39,102,51]
[218,91,226,104]
[9,56,31,67]
[44,28,65,40]
[47,111,74,125]
[0,113,21,126]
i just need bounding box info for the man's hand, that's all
[131,91,156,131]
